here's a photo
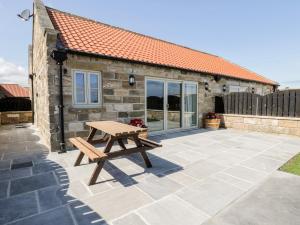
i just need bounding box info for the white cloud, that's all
[0,58,28,86]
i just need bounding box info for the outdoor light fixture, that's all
[17,9,33,21]
[129,74,135,86]
[204,82,209,91]
[223,84,227,92]
[252,87,255,94]
[214,75,221,82]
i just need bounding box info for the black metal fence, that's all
[222,90,300,117]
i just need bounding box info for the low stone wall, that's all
[0,111,32,125]
[221,114,300,137]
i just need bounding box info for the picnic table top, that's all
[86,121,147,137]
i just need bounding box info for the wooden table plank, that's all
[86,121,147,136]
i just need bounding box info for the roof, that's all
[0,84,29,98]
[46,7,276,85]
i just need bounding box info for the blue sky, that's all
[0,0,299,87]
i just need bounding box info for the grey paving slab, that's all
[8,206,74,225]
[261,148,295,161]
[182,160,226,180]
[113,213,147,225]
[85,186,153,221]
[207,152,243,167]
[223,165,268,184]
[138,195,209,225]
[163,171,198,186]
[0,160,11,170]
[38,185,72,211]
[176,178,244,216]
[69,201,104,225]
[0,180,8,199]
[212,172,253,191]
[137,175,183,200]
[32,161,64,174]
[0,167,32,181]
[240,155,284,173]
[203,172,300,225]
[0,192,38,225]
[10,172,57,196]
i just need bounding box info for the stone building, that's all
[29,0,277,151]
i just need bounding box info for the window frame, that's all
[72,70,102,107]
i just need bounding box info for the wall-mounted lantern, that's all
[129,74,135,86]
[251,87,255,94]
[214,75,221,82]
[222,84,227,92]
[204,82,209,91]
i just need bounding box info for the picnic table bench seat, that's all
[69,137,107,165]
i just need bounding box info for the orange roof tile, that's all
[47,7,276,85]
[0,84,29,98]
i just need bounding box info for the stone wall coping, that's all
[0,111,32,114]
[222,114,300,121]
[34,0,58,35]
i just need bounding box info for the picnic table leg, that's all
[87,128,97,142]
[104,136,114,153]
[117,139,127,150]
[74,151,84,166]
[133,135,152,168]
[88,160,105,185]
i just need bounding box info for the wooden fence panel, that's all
[277,92,283,117]
[222,89,300,118]
[234,93,239,114]
[224,95,228,114]
[266,94,272,116]
[283,90,290,117]
[247,93,252,115]
[242,93,247,115]
[262,95,267,116]
[227,94,231,114]
[296,90,300,117]
[272,92,278,116]
[238,93,243,114]
[289,90,296,117]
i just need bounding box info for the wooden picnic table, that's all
[69,121,162,185]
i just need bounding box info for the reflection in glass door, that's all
[146,80,164,131]
[184,83,197,128]
[167,82,182,129]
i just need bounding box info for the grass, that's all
[280,153,300,176]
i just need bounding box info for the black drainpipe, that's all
[50,49,67,153]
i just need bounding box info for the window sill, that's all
[68,105,104,112]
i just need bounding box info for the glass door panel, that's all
[146,80,164,131]
[184,83,197,127]
[167,82,182,129]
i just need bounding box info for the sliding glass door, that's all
[167,82,182,129]
[146,80,164,131]
[184,83,197,128]
[146,79,197,132]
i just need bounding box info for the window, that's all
[73,70,101,106]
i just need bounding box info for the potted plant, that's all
[204,112,221,129]
[128,118,148,139]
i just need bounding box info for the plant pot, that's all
[204,118,221,129]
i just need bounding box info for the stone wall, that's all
[0,111,32,125]
[50,53,273,149]
[221,114,300,137]
[31,0,58,149]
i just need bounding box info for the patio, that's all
[0,124,300,225]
